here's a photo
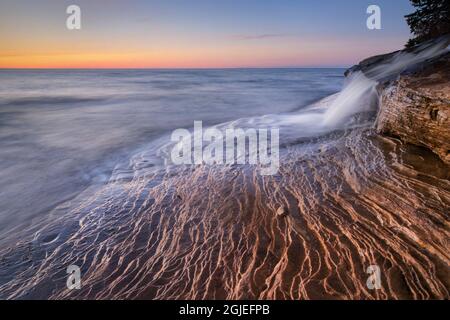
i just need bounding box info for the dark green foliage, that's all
[405,0,450,47]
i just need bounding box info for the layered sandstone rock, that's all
[376,52,450,164]
[346,36,450,164]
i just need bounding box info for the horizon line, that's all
[0,66,350,70]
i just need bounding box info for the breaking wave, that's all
[0,41,449,299]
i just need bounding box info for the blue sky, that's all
[0,0,415,67]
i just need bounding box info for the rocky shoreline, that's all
[346,36,450,164]
[1,39,449,300]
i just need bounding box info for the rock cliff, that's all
[347,36,450,164]
[376,52,450,163]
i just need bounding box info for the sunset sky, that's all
[0,0,414,68]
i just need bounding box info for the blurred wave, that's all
[0,61,448,299]
[0,68,344,240]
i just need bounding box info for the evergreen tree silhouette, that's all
[405,0,450,47]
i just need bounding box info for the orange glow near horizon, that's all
[0,36,408,69]
[0,50,346,69]
[0,1,413,69]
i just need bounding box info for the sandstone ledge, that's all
[376,52,450,164]
[346,36,450,165]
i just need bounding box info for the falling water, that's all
[0,41,449,299]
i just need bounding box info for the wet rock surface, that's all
[347,36,450,164]
[376,52,450,164]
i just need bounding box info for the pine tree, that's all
[405,0,450,47]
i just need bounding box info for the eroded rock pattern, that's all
[376,53,450,164]
[0,130,448,300]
